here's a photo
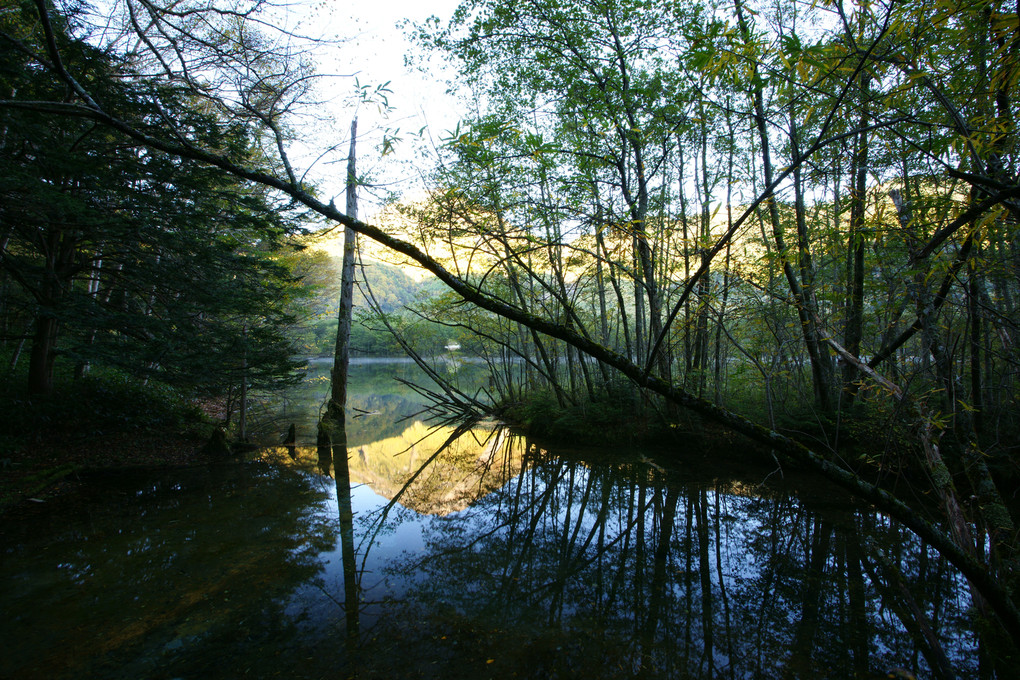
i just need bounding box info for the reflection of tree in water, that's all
[264,359,492,447]
[0,464,338,679]
[275,418,523,515]
[255,415,981,678]
[372,436,979,679]
[346,394,428,445]
[353,422,520,515]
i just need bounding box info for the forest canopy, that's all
[0,1,310,398]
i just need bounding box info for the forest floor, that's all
[0,424,221,516]
[0,371,234,516]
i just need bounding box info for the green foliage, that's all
[0,360,204,445]
[408,0,1020,453]
[0,2,307,398]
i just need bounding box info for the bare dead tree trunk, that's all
[322,118,359,437]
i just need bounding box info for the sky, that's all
[281,0,467,221]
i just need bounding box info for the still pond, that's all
[1,359,978,678]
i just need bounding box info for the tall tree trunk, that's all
[74,243,105,380]
[790,115,834,412]
[678,156,693,380]
[633,233,647,366]
[735,0,833,412]
[238,324,248,442]
[593,210,613,387]
[601,228,633,361]
[28,313,58,395]
[324,118,359,431]
[843,74,871,403]
[28,229,76,395]
[714,108,737,405]
[692,103,713,397]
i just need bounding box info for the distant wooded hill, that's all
[289,252,450,357]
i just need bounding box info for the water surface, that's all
[1,360,979,679]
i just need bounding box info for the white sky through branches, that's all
[284,0,464,220]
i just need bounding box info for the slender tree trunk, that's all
[8,336,26,372]
[28,228,77,395]
[501,238,569,406]
[601,228,633,361]
[238,324,247,442]
[790,115,834,412]
[593,212,613,387]
[678,157,693,380]
[693,104,712,396]
[28,314,58,395]
[324,118,359,431]
[734,0,833,412]
[714,108,737,405]
[633,233,647,365]
[74,243,105,380]
[968,249,984,437]
[843,74,871,403]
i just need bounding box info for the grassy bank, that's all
[496,385,927,470]
[498,388,722,450]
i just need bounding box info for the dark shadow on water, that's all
[0,463,351,678]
